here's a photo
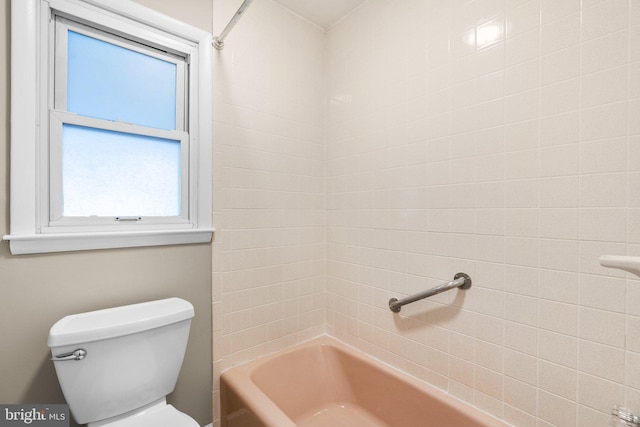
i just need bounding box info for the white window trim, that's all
[5,0,214,255]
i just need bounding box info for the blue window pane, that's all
[62,124,181,217]
[67,31,177,130]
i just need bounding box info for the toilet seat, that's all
[93,403,200,427]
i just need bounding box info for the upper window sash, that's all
[53,16,188,131]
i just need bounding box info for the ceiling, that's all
[272,0,366,29]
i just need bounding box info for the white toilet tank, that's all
[47,298,194,425]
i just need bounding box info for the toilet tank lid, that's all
[47,298,194,348]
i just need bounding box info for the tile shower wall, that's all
[325,0,640,426]
[211,0,325,423]
[213,0,640,426]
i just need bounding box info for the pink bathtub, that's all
[221,336,509,427]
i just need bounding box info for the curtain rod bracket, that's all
[212,37,224,50]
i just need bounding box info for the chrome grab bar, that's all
[388,273,471,313]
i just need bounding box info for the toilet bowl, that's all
[48,298,201,427]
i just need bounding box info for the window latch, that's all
[115,216,142,222]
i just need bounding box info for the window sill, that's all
[3,228,214,255]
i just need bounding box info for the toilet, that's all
[47,298,201,427]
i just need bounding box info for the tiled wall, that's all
[211,0,325,423]
[213,0,640,425]
[325,0,640,426]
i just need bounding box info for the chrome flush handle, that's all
[51,349,87,361]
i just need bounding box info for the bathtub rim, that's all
[220,334,510,427]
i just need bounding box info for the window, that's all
[6,0,214,254]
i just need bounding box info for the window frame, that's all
[5,0,214,254]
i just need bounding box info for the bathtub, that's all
[221,336,510,427]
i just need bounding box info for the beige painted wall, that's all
[0,0,213,425]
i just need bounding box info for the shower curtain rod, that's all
[213,0,254,50]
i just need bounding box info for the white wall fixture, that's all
[599,255,640,278]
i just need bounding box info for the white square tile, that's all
[537,390,577,427]
[504,377,537,415]
[580,137,627,174]
[539,270,578,304]
[539,239,579,272]
[506,150,539,179]
[578,340,625,383]
[582,67,628,109]
[541,13,580,54]
[477,70,505,102]
[581,102,628,142]
[540,0,580,25]
[578,307,625,347]
[578,274,625,313]
[581,30,629,75]
[505,28,540,67]
[506,208,538,237]
[579,208,627,242]
[539,177,579,207]
[504,349,538,385]
[505,237,539,267]
[539,360,577,400]
[540,46,580,85]
[577,373,624,415]
[538,329,578,368]
[540,78,579,116]
[505,0,540,38]
[579,173,627,207]
[539,208,578,239]
[539,144,579,177]
[581,0,629,42]
[505,295,538,327]
[505,90,540,124]
[505,119,539,152]
[539,300,577,335]
[540,111,580,146]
